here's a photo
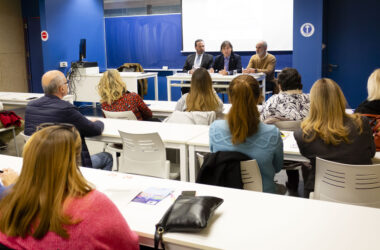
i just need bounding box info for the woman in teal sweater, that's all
[209,75,283,193]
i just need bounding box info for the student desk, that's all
[87,117,209,182]
[166,73,266,101]
[0,92,74,105]
[3,154,380,250]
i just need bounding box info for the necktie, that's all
[195,55,201,67]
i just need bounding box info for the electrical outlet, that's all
[60,61,68,67]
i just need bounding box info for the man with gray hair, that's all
[24,70,113,171]
[243,40,277,92]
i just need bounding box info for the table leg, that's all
[179,144,188,181]
[262,77,266,101]
[12,127,19,157]
[188,145,197,182]
[167,78,172,101]
[154,75,158,100]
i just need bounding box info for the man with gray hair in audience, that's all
[243,40,277,92]
[24,70,113,171]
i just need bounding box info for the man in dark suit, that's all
[182,39,213,94]
[211,41,242,75]
[24,70,113,171]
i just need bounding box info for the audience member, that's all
[294,78,376,197]
[182,39,214,94]
[24,70,113,171]
[0,169,18,197]
[243,40,277,92]
[355,68,380,115]
[211,41,242,75]
[0,125,139,249]
[174,68,223,118]
[98,69,153,121]
[261,68,310,122]
[209,75,283,193]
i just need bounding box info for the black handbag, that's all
[154,193,223,249]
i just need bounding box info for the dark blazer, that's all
[183,53,214,71]
[196,151,251,189]
[24,95,104,168]
[355,100,380,115]
[212,52,242,75]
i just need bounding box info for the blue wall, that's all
[293,0,323,93]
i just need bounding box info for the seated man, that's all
[182,39,213,94]
[243,40,277,92]
[211,40,242,75]
[24,70,113,171]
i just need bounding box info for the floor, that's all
[0,104,305,198]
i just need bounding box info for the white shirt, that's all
[193,53,204,68]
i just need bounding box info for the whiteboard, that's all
[182,0,293,52]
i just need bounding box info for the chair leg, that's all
[12,128,19,157]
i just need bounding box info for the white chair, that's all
[196,153,263,192]
[102,109,137,171]
[165,111,216,125]
[20,131,30,143]
[311,157,380,208]
[273,120,301,131]
[118,130,180,179]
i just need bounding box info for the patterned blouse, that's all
[101,92,152,121]
[260,90,310,121]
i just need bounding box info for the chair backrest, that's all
[118,130,170,178]
[273,120,301,131]
[20,131,30,143]
[165,111,216,125]
[314,157,380,208]
[102,110,137,120]
[197,153,263,192]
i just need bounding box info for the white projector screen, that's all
[182,0,293,52]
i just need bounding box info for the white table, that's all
[72,71,158,102]
[87,118,210,182]
[0,92,74,105]
[3,154,380,250]
[166,73,266,101]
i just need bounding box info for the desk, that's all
[72,71,158,102]
[3,154,380,250]
[87,118,209,182]
[167,73,266,101]
[0,92,74,105]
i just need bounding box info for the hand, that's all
[0,169,18,186]
[209,68,214,73]
[242,68,249,74]
[90,118,99,122]
[188,69,195,74]
[219,69,228,75]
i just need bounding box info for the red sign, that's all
[41,31,48,41]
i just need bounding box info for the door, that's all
[322,0,380,108]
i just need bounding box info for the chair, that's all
[117,63,148,97]
[273,120,302,131]
[118,130,180,179]
[310,157,380,208]
[0,127,19,156]
[196,153,263,191]
[20,131,30,143]
[102,110,137,171]
[165,111,216,125]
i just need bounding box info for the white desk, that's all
[167,73,266,101]
[87,118,209,182]
[72,71,158,102]
[0,92,74,105]
[3,154,380,250]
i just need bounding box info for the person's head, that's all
[255,40,267,58]
[227,75,261,144]
[194,39,205,55]
[0,124,92,239]
[41,70,68,99]
[220,40,233,58]
[277,68,303,91]
[186,68,220,111]
[302,78,363,145]
[97,69,127,105]
[367,68,380,101]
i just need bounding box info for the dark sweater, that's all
[294,117,376,191]
[355,100,380,115]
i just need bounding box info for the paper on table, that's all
[102,188,141,209]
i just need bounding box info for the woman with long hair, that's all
[0,125,139,249]
[98,69,152,120]
[209,75,283,193]
[355,68,380,115]
[175,67,223,116]
[294,78,375,197]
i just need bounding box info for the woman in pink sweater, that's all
[0,124,139,249]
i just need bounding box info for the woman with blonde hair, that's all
[175,68,223,116]
[294,78,375,197]
[0,124,139,249]
[98,69,152,120]
[355,68,380,115]
[209,75,283,193]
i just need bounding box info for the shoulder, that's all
[204,53,213,59]
[210,120,228,132]
[187,54,195,59]
[232,53,241,59]
[267,53,276,61]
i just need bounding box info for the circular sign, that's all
[41,31,49,41]
[300,23,315,37]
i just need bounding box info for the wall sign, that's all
[300,23,315,37]
[41,31,49,41]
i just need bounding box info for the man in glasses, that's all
[24,70,113,171]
